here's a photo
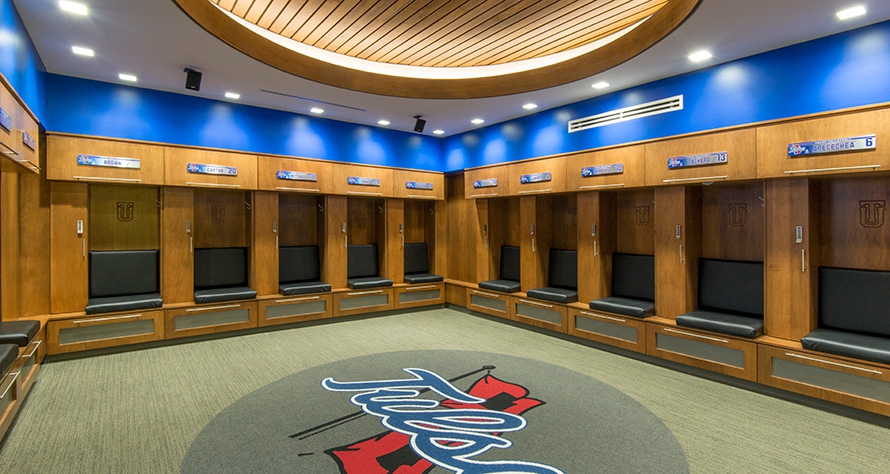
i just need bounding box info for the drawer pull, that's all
[518,189,552,194]
[347,290,384,296]
[73,176,142,183]
[784,352,883,375]
[664,328,729,344]
[24,340,41,358]
[275,296,321,303]
[406,194,436,199]
[347,191,383,196]
[0,372,18,399]
[186,304,241,312]
[72,314,142,324]
[579,183,625,190]
[405,285,438,291]
[579,311,626,323]
[275,186,320,193]
[471,290,502,298]
[662,175,728,184]
[519,299,553,308]
[784,164,880,175]
[470,193,498,198]
[186,182,241,188]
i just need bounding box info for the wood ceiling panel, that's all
[361,0,473,63]
[267,0,311,34]
[322,0,414,52]
[343,0,454,59]
[313,0,394,50]
[256,0,291,29]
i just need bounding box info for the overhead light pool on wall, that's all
[59,1,88,15]
[688,50,713,62]
[72,46,94,57]
[118,74,137,82]
[836,6,866,20]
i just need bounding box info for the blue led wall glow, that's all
[1,0,46,121]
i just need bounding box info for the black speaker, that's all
[413,116,426,133]
[184,68,202,91]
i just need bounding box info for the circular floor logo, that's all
[181,350,688,473]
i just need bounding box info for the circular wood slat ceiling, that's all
[173,0,700,99]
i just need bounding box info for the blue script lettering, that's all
[322,368,564,474]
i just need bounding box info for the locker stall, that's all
[394,198,446,310]
[466,197,521,320]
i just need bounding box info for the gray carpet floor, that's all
[2,308,890,473]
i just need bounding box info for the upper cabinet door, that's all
[331,164,394,197]
[0,82,38,173]
[47,135,165,185]
[165,147,258,189]
[464,165,509,199]
[757,108,890,178]
[645,129,757,186]
[565,145,645,191]
[257,155,333,194]
[509,157,567,196]
[392,170,444,200]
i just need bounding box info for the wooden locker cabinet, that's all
[50,182,89,314]
[14,106,39,173]
[392,169,444,200]
[464,165,509,199]
[257,155,333,194]
[465,287,513,320]
[512,297,567,333]
[509,157,567,196]
[46,135,165,185]
[165,147,258,189]
[258,294,332,327]
[251,191,279,297]
[394,283,445,309]
[46,310,165,355]
[576,192,616,303]
[646,320,759,381]
[757,107,890,178]
[332,164,393,197]
[0,80,38,173]
[160,187,195,305]
[569,306,647,353]
[566,145,646,191]
[645,129,757,186]
[165,302,258,339]
[334,288,393,317]
[654,186,701,319]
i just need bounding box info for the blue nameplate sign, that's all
[581,163,624,177]
[347,176,380,187]
[188,163,237,176]
[277,170,317,182]
[787,134,876,156]
[77,154,142,169]
[0,107,11,132]
[406,181,434,190]
[520,172,552,184]
[473,178,498,188]
[22,131,36,151]
[667,151,727,169]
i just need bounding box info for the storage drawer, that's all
[258,294,332,327]
[509,157,567,196]
[646,323,758,381]
[47,310,165,355]
[165,147,258,189]
[569,308,647,353]
[465,166,509,199]
[395,284,445,309]
[645,129,757,185]
[12,340,41,394]
[465,288,513,320]
[257,155,333,194]
[165,302,257,339]
[513,297,567,332]
[566,145,645,191]
[0,371,18,436]
[758,344,890,417]
[392,170,444,200]
[334,289,394,317]
[46,135,164,184]
[332,164,393,197]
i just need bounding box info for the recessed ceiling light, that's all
[310,107,324,114]
[471,118,485,125]
[592,81,610,89]
[433,130,445,135]
[522,103,538,110]
[225,92,241,99]
[377,120,390,126]
[836,5,866,20]
[118,74,137,82]
[72,46,94,57]
[59,1,88,15]
[688,50,712,62]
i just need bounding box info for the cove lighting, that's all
[836,6,866,20]
[59,1,88,16]
[592,81,610,89]
[118,74,137,82]
[688,50,712,62]
[523,103,538,110]
[310,107,324,114]
[471,118,485,125]
[225,92,241,99]
[377,120,390,126]
[72,46,94,57]
[433,130,445,135]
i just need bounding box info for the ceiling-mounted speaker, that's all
[413,115,426,133]
[184,68,202,91]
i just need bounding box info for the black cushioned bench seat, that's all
[589,253,655,318]
[279,246,331,296]
[195,287,257,304]
[0,344,17,377]
[802,329,890,366]
[87,250,163,315]
[404,243,443,284]
[347,244,393,289]
[527,249,578,304]
[527,287,578,304]
[589,296,655,318]
[478,245,521,294]
[676,310,764,339]
[0,320,40,346]
[676,258,764,339]
[194,248,256,304]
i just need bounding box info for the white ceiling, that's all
[13,0,890,137]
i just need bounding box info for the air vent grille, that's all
[568,95,683,133]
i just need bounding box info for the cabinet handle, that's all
[347,191,383,196]
[186,304,241,312]
[518,189,552,194]
[406,285,438,291]
[347,290,384,296]
[801,249,806,273]
[82,238,86,259]
[73,313,142,324]
[784,352,882,375]
[679,244,683,263]
[470,193,498,198]
[519,299,553,308]
[0,371,18,400]
[662,175,728,184]
[471,290,501,298]
[275,236,279,250]
[275,296,320,303]
[579,183,625,190]
[664,327,728,344]
[186,182,240,188]
[24,340,41,358]
[579,310,626,323]
[189,237,193,254]
[73,176,142,183]
[401,235,404,248]
[275,186,319,193]
[484,236,489,248]
[406,194,436,199]
[532,237,536,253]
[784,164,880,175]
[594,240,598,257]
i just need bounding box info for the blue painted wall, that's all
[0,0,46,121]
[444,20,890,171]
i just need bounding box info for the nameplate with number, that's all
[473,178,498,188]
[520,172,552,184]
[188,163,238,176]
[667,151,728,169]
[78,154,142,169]
[787,134,876,156]
[581,163,624,177]
[347,176,381,187]
[277,170,318,182]
[406,181,434,190]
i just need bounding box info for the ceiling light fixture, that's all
[377,120,390,126]
[471,118,485,125]
[836,6,866,20]
[310,107,324,114]
[688,50,713,62]
[118,74,137,82]
[433,130,445,135]
[72,46,94,57]
[523,103,538,110]
[59,1,88,15]
[592,81,610,89]
[225,92,240,99]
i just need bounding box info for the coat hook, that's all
[244,201,251,210]
[318,204,325,212]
